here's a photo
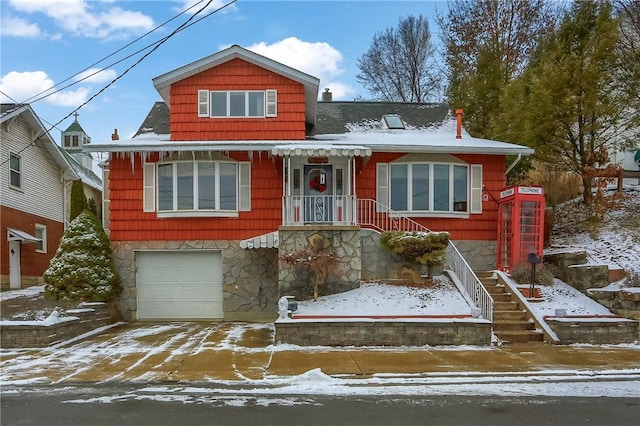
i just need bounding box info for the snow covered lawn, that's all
[294,276,472,317]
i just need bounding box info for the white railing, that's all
[356,198,494,321]
[282,195,356,225]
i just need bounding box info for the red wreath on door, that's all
[309,172,327,193]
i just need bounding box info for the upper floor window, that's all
[377,161,483,216]
[9,152,22,190]
[35,224,47,253]
[198,89,277,118]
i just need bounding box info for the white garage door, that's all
[136,251,223,320]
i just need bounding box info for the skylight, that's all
[383,114,405,129]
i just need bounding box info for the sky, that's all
[0,0,444,170]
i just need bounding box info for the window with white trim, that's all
[198,90,277,118]
[147,160,250,215]
[379,161,482,215]
[9,152,22,189]
[35,224,46,253]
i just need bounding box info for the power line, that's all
[19,0,211,106]
[1,0,237,167]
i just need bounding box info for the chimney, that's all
[455,109,463,139]
[111,129,119,141]
[322,88,332,102]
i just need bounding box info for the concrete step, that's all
[491,293,513,302]
[493,301,520,311]
[493,310,528,321]
[493,320,535,331]
[485,285,507,295]
[495,330,544,344]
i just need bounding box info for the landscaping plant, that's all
[44,210,120,302]
[380,230,450,277]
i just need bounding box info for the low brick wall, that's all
[545,317,639,344]
[275,319,492,346]
[0,302,116,348]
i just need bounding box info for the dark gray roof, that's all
[1,103,28,118]
[308,102,451,136]
[133,101,451,138]
[135,101,170,136]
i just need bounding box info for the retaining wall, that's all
[545,317,639,344]
[275,319,492,346]
[0,302,116,348]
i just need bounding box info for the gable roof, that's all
[1,103,78,181]
[152,44,320,125]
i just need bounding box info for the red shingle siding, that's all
[170,58,307,141]
[107,153,283,242]
[356,153,506,241]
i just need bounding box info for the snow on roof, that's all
[86,122,533,156]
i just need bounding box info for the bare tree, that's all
[356,15,441,102]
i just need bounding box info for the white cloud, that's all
[75,68,117,84]
[7,0,155,39]
[244,37,355,100]
[0,14,41,37]
[0,70,89,107]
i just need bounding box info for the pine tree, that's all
[69,179,88,221]
[44,211,120,302]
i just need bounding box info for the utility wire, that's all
[20,0,210,105]
[1,0,237,167]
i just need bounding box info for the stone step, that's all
[495,330,544,344]
[491,293,513,302]
[493,301,520,311]
[493,320,535,331]
[485,285,507,295]
[493,310,528,321]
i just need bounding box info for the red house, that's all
[88,45,533,322]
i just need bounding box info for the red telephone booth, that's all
[497,186,545,272]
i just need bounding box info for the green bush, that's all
[44,210,120,302]
[380,230,450,266]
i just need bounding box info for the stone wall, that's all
[275,319,492,346]
[111,240,279,321]
[546,318,639,344]
[360,230,497,281]
[588,288,640,320]
[0,302,115,348]
[278,226,361,299]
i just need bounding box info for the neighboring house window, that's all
[9,152,22,190]
[147,160,250,216]
[378,162,483,215]
[35,224,46,253]
[198,90,277,118]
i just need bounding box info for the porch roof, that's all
[271,144,372,157]
[7,228,40,243]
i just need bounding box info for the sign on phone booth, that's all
[496,186,545,273]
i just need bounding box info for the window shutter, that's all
[376,163,389,212]
[143,162,156,212]
[102,168,110,230]
[266,90,277,117]
[470,164,483,214]
[198,90,209,117]
[239,162,251,211]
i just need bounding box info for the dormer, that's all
[151,45,320,142]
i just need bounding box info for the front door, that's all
[304,165,333,223]
[9,241,21,289]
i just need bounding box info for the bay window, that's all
[147,160,250,216]
[379,161,482,215]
